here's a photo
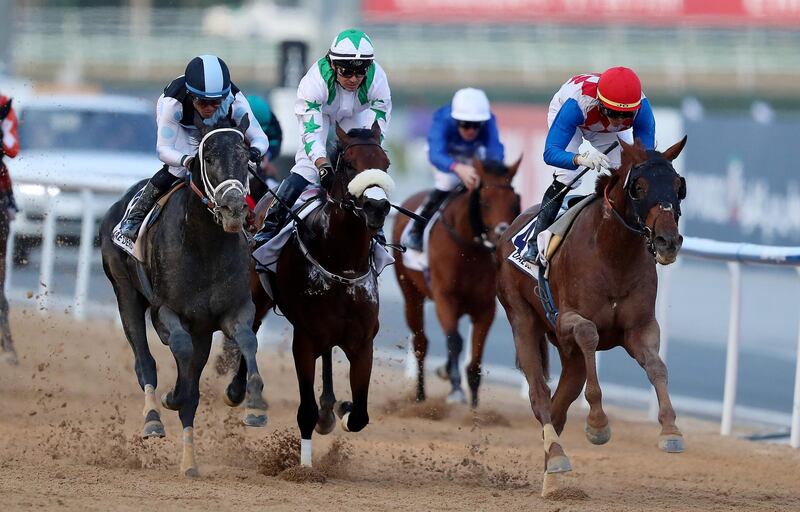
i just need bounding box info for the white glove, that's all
[574,149,611,171]
[452,163,480,190]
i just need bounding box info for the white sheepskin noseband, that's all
[347,168,395,198]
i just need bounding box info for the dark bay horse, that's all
[496,137,688,496]
[246,123,393,467]
[100,115,268,476]
[393,158,521,407]
[0,97,17,365]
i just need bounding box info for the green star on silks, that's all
[336,29,371,49]
[303,117,321,134]
[305,100,321,112]
[303,140,314,156]
[371,108,387,122]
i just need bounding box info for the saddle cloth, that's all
[399,208,442,272]
[507,194,597,279]
[111,182,185,262]
[251,188,395,299]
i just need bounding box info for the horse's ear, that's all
[507,154,523,181]
[335,122,348,142]
[238,112,250,135]
[370,119,381,141]
[662,135,688,162]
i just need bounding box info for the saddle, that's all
[111,181,186,262]
[400,187,465,272]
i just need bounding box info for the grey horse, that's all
[100,115,268,476]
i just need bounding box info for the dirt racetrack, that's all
[1,310,799,512]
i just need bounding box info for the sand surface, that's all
[1,310,798,511]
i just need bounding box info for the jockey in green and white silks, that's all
[252,28,392,248]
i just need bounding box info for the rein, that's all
[293,225,374,285]
[440,183,515,251]
[602,171,656,256]
[188,128,248,225]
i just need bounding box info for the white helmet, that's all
[451,88,491,122]
[329,29,375,61]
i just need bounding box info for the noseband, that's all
[332,140,387,216]
[188,127,249,225]
[441,183,516,251]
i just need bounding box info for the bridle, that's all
[331,139,388,217]
[602,161,682,257]
[440,182,517,251]
[187,127,249,225]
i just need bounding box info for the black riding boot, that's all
[252,173,310,249]
[404,189,449,251]
[119,167,175,241]
[521,180,569,263]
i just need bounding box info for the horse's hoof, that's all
[161,391,179,411]
[435,365,449,381]
[223,388,245,407]
[315,410,336,435]
[142,420,166,439]
[584,423,611,445]
[2,351,18,366]
[183,467,199,478]
[446,388,467,404]
[658,434,685,453]
[333,400,353,419]
[546,455,572,474]
[243,408,268,427]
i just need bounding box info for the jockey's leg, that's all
[404,168,456,251]
[252,171,310,249]
[520,179,568,262]
[120,165,178,241]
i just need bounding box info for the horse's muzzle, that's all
[216,194,248,233]
[363,197,391,230]
[654,234,683,264]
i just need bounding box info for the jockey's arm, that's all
[632,97,656,150]
[483,114,505,162]
[543,98,584,170]
[295,75,328,165]
[366,62,392,143]
[427,108,456,172]
[155,96,191,168]
[0,99,19,159]
[232,92,269,157]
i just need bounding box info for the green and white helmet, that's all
[329,28,375,62]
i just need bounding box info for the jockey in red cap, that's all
[0,94,19,220]
[521,66,656,263]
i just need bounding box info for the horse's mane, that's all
[481,159,509,177]
[593,140,649,195]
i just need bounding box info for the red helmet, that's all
[597,67,642,112]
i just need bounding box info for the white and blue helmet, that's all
[185,55,231,99]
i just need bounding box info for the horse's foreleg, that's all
[293,336,318,467]
[339,341,373,433]
[550,346,586,435]
[0,214,15,365]
[315,349,337,435]
[559,311,610,445]
[625,320,684,453]
[176,332,211,477]
[466,304,495,408]
[434,297,466,404]
[221,303,268,427]
[399,277,428,401]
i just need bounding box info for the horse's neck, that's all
[306,200,372,274]
[183,183,231,247]
[442,193,476,244]
[593,187,650,270]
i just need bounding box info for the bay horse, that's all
[0,97,17,365]
[393,158,521,407]
[244,122,393,467]
[100,115,268,476]
[496,137,688,496]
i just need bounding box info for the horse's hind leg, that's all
[112,282,163,438]
[221,303,268,427]
[624,319,683,453]
[315,349,337,435]
[399,276,428,401]
[434,298,467,404]
[0,216,17,365]
[559,311,610,445]
[338,340,373,433]
[466,304,494,408]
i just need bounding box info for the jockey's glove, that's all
[318,162,335,191]
[574,149,611,171]
[248,147,263,164]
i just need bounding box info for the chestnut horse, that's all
[496,138,687,496]
[393,158,521,407]
[239,123,393,467]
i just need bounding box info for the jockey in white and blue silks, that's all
[521,66,656,262]
[252,28,392,249]
[404,88,505,252]
[119,54,269,242]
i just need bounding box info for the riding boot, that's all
[252,172,310,249]
[521,180,569,263]
[119,167,175,241]
[404,189,449,251]
[374,228,387,246]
